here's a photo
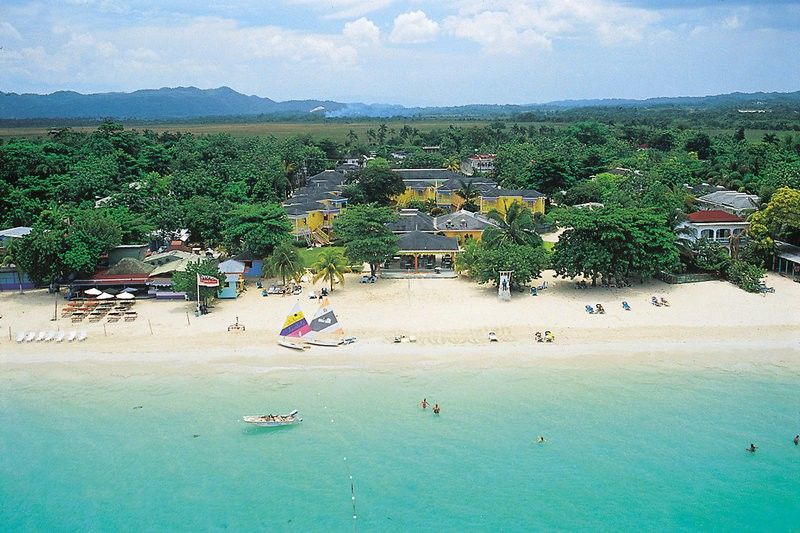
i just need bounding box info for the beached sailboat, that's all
[277,302,312,350]
[306,298,345,346]
[242,409,301,427]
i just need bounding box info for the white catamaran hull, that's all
[278,338,309,350]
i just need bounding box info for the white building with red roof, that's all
[678,210,750,246]
[467,153,496,173]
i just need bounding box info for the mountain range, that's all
[1,86,798,121]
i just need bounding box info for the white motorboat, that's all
[242,409,301,427]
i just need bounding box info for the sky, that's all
[0,0,799,106]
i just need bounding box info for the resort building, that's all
[393,169,463,205]
[282,170,349,245]
[393,170,546,216]
[677,210,750,251]
[386,209,436,234]
[478,189,546,216]
[772,241,800,281]
[382,231,459,277]
[467,154,496,173]
[696,190,759,217]
[435,210,497,244]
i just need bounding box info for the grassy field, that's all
[0,120,506,142]
[298,246,346,269]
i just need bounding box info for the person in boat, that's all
[747,443,757,453]
[432,404,440,414]
[420,398,429,409]
[794,435,799,446]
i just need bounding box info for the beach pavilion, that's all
[384,231,459,278]
[773,241,800,281]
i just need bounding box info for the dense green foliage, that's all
[222,203,291,258]
[172,259,225,304]
[264,242,305,286]
[333,204,398,277]
[725,260,765,293]
[311,248,349,291]
[467,243,549,290]
[482,203,543,248]
[551,207,680,283]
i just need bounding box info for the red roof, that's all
[687,210,744,223]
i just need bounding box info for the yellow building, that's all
[392,169,464,206]
[479,190,546,216]
[434,210,498,245]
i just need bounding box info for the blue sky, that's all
[0,1,798,105]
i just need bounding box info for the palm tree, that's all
[455,179,480,211]
[444,157,461,172]
[264,242,305,286]
[346,129,359,147]
[482,201,541,248]
[311,248,349,292]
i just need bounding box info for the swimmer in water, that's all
[432,404,440,414]
[747,443,757,453]
[794,435,799,446]
[420,398,429,409]
[537,436,545,444]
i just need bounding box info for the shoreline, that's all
[2,271,798,377]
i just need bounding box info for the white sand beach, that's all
[1,271,799,375]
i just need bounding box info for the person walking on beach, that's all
[420,398,429,409]
[432,404,440,414]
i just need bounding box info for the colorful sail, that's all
[309,298,344,336]
[279,302,312,338]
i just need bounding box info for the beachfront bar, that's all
[383,231,459,278]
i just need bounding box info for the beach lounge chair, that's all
[622,301,631,311]
[651,296,661,307]
[77,331,87,342]
[44,331,55,342]
[16,332,26,343]
[67,331,77,342]
[585,305,594,314]
[35,331,46,342]
[124,312,138,322]
[55,332,65,342]
[25,331,36,342]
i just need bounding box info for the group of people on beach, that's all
[651,296,670,307]
[420,398,440,414]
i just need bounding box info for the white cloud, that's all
[445,0,660,52]
[722,15,743,30]
[288,0,395,20]
[0,21,23,40]
[343,17,380,46]
[390,10,439,44]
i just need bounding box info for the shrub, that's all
[725,260,765,293]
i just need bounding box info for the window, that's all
[716,229,731,239]
[700,229,714,239]
[732,228,743,235]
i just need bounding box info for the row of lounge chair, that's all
[15,330,87,343]
[63,300,137,323]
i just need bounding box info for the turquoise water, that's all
[2,362,800,531]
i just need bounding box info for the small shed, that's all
[217,259,246,299]
[233,252,264,279]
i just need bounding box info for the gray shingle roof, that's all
[397,231,459,252]
[386,210,436,233]
[697,190,759,211]
[394,169,465,183]
[480,188,545,199]
[434,210,497,231]
[437,176,497,192]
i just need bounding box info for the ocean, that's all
[2,359,800,531]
